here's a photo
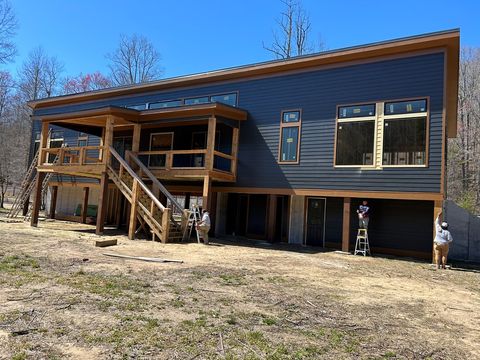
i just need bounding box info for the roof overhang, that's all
[28,29,459,137]
[32,102,248,126]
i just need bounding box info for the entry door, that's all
[305,197,326,246]
[149,132,173,168]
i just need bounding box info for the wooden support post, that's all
[96,172,109,235]
[103,116,114,164]
[49,186,58,219]
[161,207,171,243]
[231,125,240,176]
[128,180,139,240]
[81,187,90,224]
[205,116,217,170]
[30,172,46,227]
[267,195,277,242]
[38,122,49,166]
[342,197,351,252]
[132,123,141,153]
[433,200,443,264]
[202,175,212,211]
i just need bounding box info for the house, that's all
[26,29,460,259]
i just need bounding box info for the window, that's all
[184,97,209,105]
[77,132,88,147]
[336,121,375,165]
[335,104,375,166]
[210,93,237,107]
[382,99,428,166]
[48,130,64,163]
[127,104,147,110]
[278,110,301,163]
[149,100,182,109]
[334,98,428,168]
[338,104,375,119]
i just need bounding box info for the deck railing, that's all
[137,149,235,173]
[41,146,105,166]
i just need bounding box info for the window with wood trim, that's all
[77,132,88,147]
[382,100,427,166]
[335,104,376,166]
[278,110,301,163]
[335,98,429,168]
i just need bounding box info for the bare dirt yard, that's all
[0,215,479,359]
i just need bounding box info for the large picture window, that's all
[336,121,375,165]
[335,104,375,166]
[382,99,428,166]
[278,110,301,163]
[335,99,428,168]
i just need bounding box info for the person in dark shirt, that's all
[357,200,370,229]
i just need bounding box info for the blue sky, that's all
[6,0,480,79]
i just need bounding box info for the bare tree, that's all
[447,47,480,213]
[106,34,163,86]
[0,0,17,64]
[263,0,320,59]
[17,47,64,101]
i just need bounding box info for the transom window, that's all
[335,98,428,168]
[149,100,182,109]
[278,110,302,163]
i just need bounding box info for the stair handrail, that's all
[108,147,165,212]
[124,150,185,217]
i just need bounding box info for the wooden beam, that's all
[342,197,351,252]
[81,187,90,224]
[205,116,216,170]
[38,122,49,165]
[30,173,46,227]
[161,207,171,243]
[132,123,141,153]
[96,172,109,235]
[104,116,114,163]
[128,180,139,240]
[433,200,443,264]
[202,175,212,211]
[49,186,58,219]
[231,125,240,177]
[267,195,277,242]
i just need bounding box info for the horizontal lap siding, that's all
[33,52,445,193]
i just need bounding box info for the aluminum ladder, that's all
[354,228,371,256]
[183,204,201,243]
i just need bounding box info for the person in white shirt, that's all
[196,209,211,245]
[434,211,453,269]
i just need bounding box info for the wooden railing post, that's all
[38,122,49,166]
[103,116,114,166]
[79,147,86,165]
[166,152,173,170]
[128,180,139,240]
[205,116,217,170]
[161,207,171,243]
[231,125,240,176]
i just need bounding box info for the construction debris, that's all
[102,253,183,263]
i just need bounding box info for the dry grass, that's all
[0,217,479,359]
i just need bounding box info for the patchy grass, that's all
[0,220,478,359]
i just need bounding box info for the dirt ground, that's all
[0,213,479,359]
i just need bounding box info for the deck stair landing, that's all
[107,147,187,243]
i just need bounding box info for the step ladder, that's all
[354,228,371,256]
[183,204,201,243]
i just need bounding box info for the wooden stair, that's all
[107,147,188,243]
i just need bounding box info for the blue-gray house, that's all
[26,29,460,259]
